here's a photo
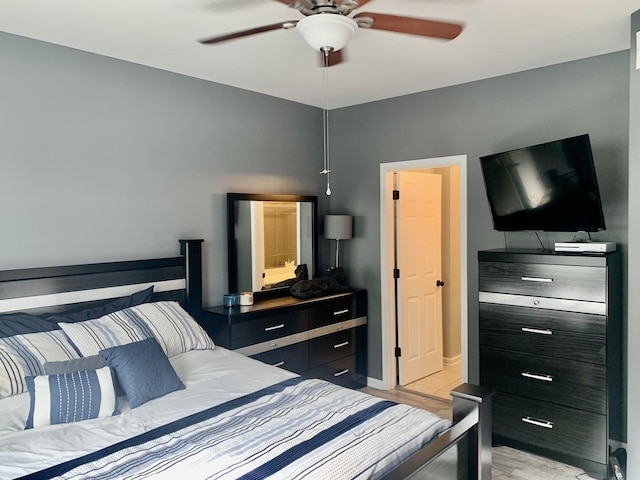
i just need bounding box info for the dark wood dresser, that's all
[197,289,367,389]
[478,249,622,479]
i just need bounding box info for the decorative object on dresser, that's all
[198,289,368,389]
[478,248,622,480]
[289,265,350,300]
[324,214,353,268]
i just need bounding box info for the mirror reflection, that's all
[228,194,318,294]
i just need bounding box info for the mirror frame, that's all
[227,193,319,296]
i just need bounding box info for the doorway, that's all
[378,155,468,394]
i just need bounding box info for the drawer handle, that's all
[522,372,553,382]
[334,341,350,349]
[265,324,285,332]
[521,276,553,283]
[272,361,285,367]
[333,309,349,316]
[521,416,554,429]
[334,369,350,377]
[521,327,552,335]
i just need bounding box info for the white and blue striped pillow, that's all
[0,330,80,398]
[60,302,214,358]
[25,366,117,429]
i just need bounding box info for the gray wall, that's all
[627,10,639,478]
[329,52,630,388]
[0,33,323,305]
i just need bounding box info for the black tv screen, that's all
[479,134,605,232]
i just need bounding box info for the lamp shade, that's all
[296,14,357,52]
[324,215,353,240]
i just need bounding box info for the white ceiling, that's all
[2,0,639,109]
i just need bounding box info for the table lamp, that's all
[324,215,353,268]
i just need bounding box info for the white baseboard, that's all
[366,377,387,390]
[444,354,462,367]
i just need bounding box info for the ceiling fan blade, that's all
[318,49,345,67]
[353,12,463,40]
[198,21,298,44]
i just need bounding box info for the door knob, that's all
[436,280,445,287]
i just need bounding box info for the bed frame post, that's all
[179,239,204,312]
[451,384,494,480]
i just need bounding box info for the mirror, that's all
[227,193,318,295]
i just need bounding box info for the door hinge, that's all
[393,268,400,279]
[392,190,400,200]
[395,347,402,358]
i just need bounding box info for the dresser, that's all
[478,249,622,479]
[197,289,367,389]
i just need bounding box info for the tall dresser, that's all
[197,289,367,389]
[478,249,622,479]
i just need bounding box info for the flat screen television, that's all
[479,134,606,232]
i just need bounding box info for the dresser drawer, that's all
[251,342,309,374]
[308,297,357,329]
[494,393,607,464]
[230,310,308,349]
[479,303,605,364]
[307,355,365,388]
[479,261,606,302]
[308,325,366,369]
[481,347,606,413]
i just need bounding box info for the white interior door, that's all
[396,171,444,386]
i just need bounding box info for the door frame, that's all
[377,155,468,390]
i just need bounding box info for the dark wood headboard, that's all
[0,239,204,316]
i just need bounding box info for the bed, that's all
[0,240,493,480]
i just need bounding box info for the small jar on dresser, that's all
[197,289,368,389]
[478,249,622,480]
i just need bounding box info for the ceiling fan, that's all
[198,0,464,66]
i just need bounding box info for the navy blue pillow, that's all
[99,338,185,409]
[0,312,60,339]
[47,286,154,324]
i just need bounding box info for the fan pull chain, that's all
[321,48,331,196]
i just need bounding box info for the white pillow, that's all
[0,393,29,433]
[0,330,80,399]
[60,302,214,358]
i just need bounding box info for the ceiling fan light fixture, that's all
[296,14,357,53]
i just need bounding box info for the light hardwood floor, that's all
[361,386,599,480]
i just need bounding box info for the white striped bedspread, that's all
[21,377,451,480]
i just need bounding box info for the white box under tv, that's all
[554,241,616,253]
